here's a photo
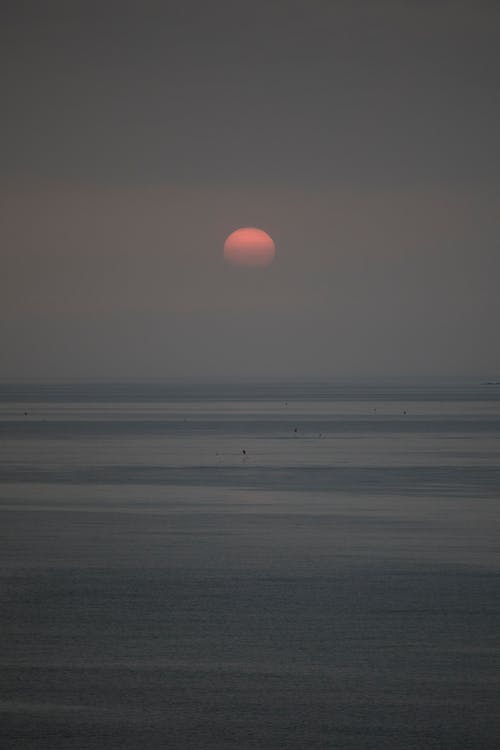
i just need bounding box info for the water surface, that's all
[1,379,499,748]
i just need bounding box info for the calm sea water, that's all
[1,379,499,749]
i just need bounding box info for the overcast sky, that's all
[1,0,499,379]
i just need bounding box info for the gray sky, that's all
[1,0,499,379]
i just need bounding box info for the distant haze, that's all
[1,1,499,379]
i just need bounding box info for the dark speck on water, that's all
[1,378,500,750]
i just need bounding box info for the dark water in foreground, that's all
[1,379,499,749]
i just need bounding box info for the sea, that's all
[1,378,499,749]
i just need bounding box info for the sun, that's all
[223,227,276,268]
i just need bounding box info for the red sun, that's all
[224,227,276,268]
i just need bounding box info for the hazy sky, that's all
[1,0,499,379]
